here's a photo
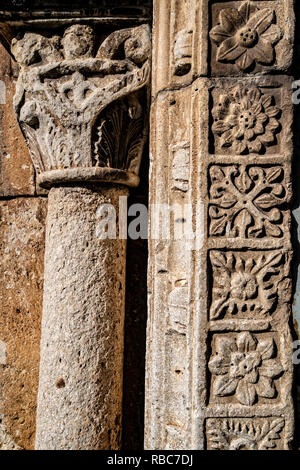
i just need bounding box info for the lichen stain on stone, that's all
[0,340,6,365]
[0,417,21,450]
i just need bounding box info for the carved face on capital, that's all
[62,25,95,59]
[11,33,62,66]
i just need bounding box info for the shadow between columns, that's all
[122,143,149,449]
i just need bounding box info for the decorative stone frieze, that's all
[0,15,150,449]
[146,0,294,450]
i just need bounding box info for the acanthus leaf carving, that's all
[206,418,285,450]
[12,23,151,185]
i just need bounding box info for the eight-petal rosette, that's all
[210,1,282,71]
[212,85,281,154]
[209,333,283,406]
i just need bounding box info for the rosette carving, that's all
[210,1,282,71]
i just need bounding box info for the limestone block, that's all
[146,86,193,450]
[209,0,294,76]
[0,197,47,449]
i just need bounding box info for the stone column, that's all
[146,0,295,450]
[0,21,150,449]
[36,185,128,449]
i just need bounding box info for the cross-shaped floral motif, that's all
[209,165,290,238]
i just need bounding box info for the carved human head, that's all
[62,25,95,60]
[123,25,151,65]
[11,33,61,66]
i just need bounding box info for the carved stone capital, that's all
[11,23,151,188]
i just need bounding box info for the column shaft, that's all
[35,185,128,450]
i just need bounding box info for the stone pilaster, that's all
[0,16,150,449]
[146,0,295,450]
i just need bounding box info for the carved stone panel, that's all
[210,79,292,157]
[209,0,294,76]
[209,250,291,321]
[147,63,294,448]
[208,165,291,239]
[206,417,285,450]
[209,332,284,406]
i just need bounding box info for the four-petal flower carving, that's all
[210,1,282,71]
[209,165,290,238]
[209,332,283,405]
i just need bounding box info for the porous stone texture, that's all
[146,0,295,450]
[209,0,294,76]
[35,185,128,450]
[0,44,35,196]
[0,197,46,449]
[12,24,151,185]
[151,0,294,96]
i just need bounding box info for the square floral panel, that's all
[208,164,291,239]
[210,81,288,156]
[208,250,291,320]
[208,332,283,406]
[209,0,294,75]
[206,417,285,450]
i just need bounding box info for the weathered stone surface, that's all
[35,185,128,450]
[0,197,46,449]
[152,0,294,98]
[151,0,206,96]
[12,24,151,188]
[146,0,294,450]
[0,44,35,196]
[122,151,149,450]
[146,86,193,450]
[209,0,294,76]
